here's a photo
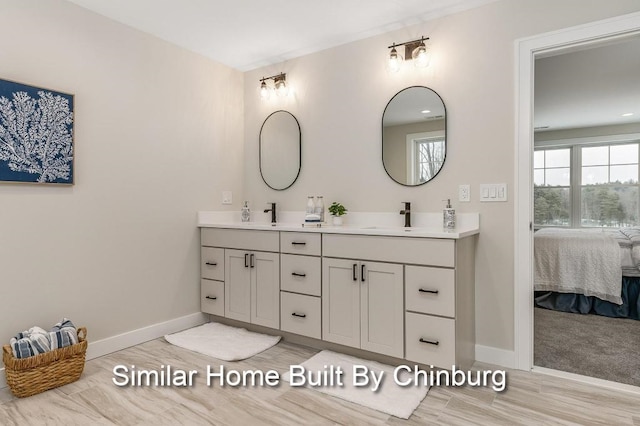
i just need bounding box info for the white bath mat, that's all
[164,322,280,361]
[283,350,428,419]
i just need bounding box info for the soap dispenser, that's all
[241,201,251,222]
[443,199,456,230]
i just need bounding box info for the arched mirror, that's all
[382,86,446,186]
[260,110,301,190]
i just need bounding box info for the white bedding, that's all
[534,228,623,305]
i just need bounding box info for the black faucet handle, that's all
[402,202,411,210]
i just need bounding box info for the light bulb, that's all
[260,80,270,100]
[412,40,430,68]
[275,77,288,97]
[388,46,403,73]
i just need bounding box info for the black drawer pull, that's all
[361,264,365,282]
[291,272,307,277]
[244,253,249,268]
[205,296,217,300]
[291,242,307,246]
[419,338,439,346]
[205,262,218,266]
[250,253,255,268]
[419,288,439,294]
[291,312,306,318]
[353,264,357,281]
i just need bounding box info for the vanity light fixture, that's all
[387,36,430,72]
[259,73,288,99]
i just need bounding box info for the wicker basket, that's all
[2,327,87,398]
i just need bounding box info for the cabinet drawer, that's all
[201,228,279,252]
[405,266,455,317]
[201,247,224,281]
[280,292,321,339]
[280,232,321,256]
[201,279,224,316]
[405,312,455,368]
[281,254,321,296]
[323,234,454,267]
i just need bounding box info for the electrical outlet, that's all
[459,184,470,202]
[221,191,232,205]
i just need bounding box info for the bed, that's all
[534,227,640,320]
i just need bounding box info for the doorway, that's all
[514,12,640,387]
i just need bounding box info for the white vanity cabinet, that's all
[199,219,477,370]
[201,228,280,329]
[322,257,403,358]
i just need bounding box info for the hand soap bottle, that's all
[241,201,251,222]
[443,199,456,230]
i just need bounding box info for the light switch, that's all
[480,184,507,202]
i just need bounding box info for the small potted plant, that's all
[328,202,347,226]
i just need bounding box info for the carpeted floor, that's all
[534,307,640,387]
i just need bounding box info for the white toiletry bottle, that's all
[315,196,325,222]
[306,196,316,222]
[241,201,251,222]
[443,199,456,230]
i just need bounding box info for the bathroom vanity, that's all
[198,213,479,369]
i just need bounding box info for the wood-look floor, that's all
[1,338,639,425]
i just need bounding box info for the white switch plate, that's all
[221,191,232,205]
[459,184,470,202]
[480,184,507,202]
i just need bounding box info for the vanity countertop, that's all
[198,211,479,239]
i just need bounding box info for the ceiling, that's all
[534,36,640,132]
[65,0,495,71]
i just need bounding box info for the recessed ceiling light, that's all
[622,112,634,117]
[421,110,431,114]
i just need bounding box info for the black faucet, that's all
[264,202,277,224]
[400,202,411,227]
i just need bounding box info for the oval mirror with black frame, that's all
[259,110,301,190]
[382,86,446,186]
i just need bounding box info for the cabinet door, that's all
[361,261,404,358]
[225,249,251,322]
[322,258,360,349]
[251,251,280,329]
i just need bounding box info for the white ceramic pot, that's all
[332,216,343,226]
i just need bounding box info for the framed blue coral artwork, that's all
[0,78,74,184]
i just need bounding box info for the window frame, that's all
[534,133,640,228]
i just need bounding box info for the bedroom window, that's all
[581,144,639,227]
[534,148,571,226]
[534,140,640,228]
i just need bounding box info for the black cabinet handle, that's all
[244,253,249,268]
[291,272,306,277]
[419,288,439,294]
[291,313,306,318]
[205,262,217,266]
[205,296,217,300]
[352,264,357,281]
[250,253,255,268]
[291,242,306,246]
[419,338,439,346]
[361,264,365,282]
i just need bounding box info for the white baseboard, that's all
[533,366,640,395]
[475,344,517,369]
[1,312,208,390]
